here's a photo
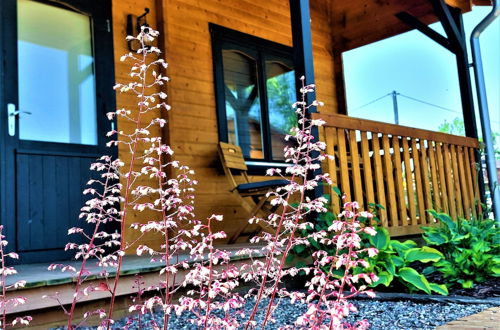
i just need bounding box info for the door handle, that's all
[7,103,31,137]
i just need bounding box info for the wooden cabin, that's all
[0,0,492,320]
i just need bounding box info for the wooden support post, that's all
[289,0,324,209]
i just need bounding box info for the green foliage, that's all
[422,210,500,289]
[287,195,450,295]
[362,227,448,295]
[438,117,500,159]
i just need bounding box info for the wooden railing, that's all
[313,113,482,236]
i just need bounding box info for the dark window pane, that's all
[223,50,263,159]
[266,61,296,161]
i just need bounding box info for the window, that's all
[18,0,98,145]
[211,24,297,164]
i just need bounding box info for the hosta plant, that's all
[422,210,500,289]
[363,226,448,295]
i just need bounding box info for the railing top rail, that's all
[312,113,479,148]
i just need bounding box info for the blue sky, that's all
[343,6,499,139]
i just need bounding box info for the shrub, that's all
[422,210,500,289]
[364,226,448,295]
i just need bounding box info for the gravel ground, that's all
[58,298,493,329]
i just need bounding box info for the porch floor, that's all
[6,243,262,315]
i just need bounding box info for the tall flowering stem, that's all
[114,27,243,328]
[243,80,378,329]
[105,26,176,327]
[0,226,32,329]
[59,156,123,329]
[243,78,329,328]
[295,202,378,329]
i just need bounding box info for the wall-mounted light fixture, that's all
[126,8,150,51]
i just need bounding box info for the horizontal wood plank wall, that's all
[314,113,482,237]
[161,0,337,241]
[112,0,165,252]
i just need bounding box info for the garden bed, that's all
[53,296,494,329]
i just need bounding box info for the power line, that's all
[351,93,391,111]
[349,91,500,125]
[397,93,462,114]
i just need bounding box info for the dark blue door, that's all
[0,0,116,263]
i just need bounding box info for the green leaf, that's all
[308,238,320,250]
[459,279,474,289]
[398,267,432,294]
[332,186,342,196]
[490,258,500,276]
[391,240,417,257]
[422,231,449,245]
[391,255,405,267]
[296,261,307,269]
[405,246,444,263]
[371,271,393,287]
[369,227,390,250]
[435,212,457,231]
[422,266,436,276]
[429,283,449,295]
[293,244,306,254]
[384,256,397,275]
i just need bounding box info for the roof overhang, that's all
[327,0,490,52]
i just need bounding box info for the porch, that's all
[314,113,482,236]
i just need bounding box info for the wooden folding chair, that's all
[218,142,289,243]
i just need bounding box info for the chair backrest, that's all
[218,142,249,189]
[218,142,248,171]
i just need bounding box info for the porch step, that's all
[5,243,263,315]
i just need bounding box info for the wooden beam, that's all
[430,0,464,49]
[396,11,454,52]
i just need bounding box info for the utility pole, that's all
[392,90,400,125]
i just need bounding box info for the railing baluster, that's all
[450,145,464,218]
[402,138,417,225]
[372,133,388,226]
[464,147,477,218]
[443,144,457,219]
[392,136,408,226]
[382,135,398,227]
[348,130,363,207]
[435,142,449,214]
[469,148,482,216]
[457,146,471,218]
[411,139,426,224]
[360,131,375,209]
[325,127,340,215]
[419,140,434,224]
[337,128,351,201]
[427,141,442,213]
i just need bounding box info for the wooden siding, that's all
[157,0,337,241]
[110,0,480,247]
[112,0,165,251]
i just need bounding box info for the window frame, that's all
[210,24,296,168]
